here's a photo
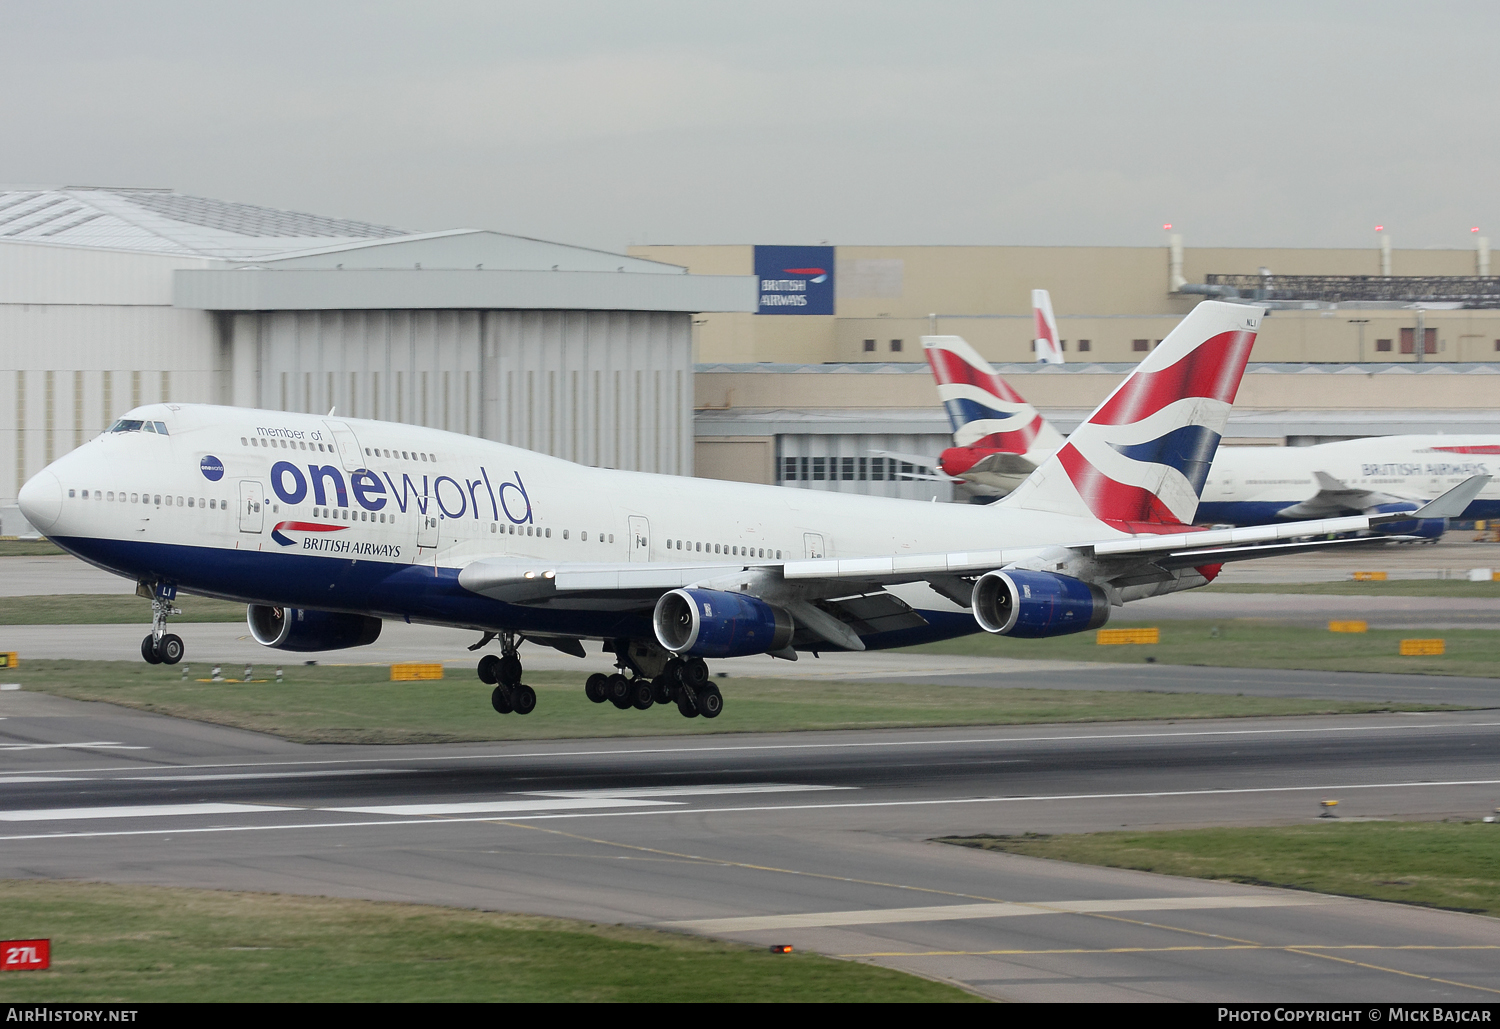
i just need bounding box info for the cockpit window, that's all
[108,419,145,433]
[154,421,168,435]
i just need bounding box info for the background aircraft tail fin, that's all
[922,334,1065,459]
[1032,289,1063,364]
[1000,301,1262,528]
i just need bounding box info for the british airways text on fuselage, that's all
[1361,461,1491,477]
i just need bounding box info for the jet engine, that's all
[970,569,1110,638]
[1368,502,1445,540]
[246,605,383,652]
[653,588,795,658]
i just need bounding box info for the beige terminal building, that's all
[629,242,1500,500]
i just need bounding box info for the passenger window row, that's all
[667,539,779,559]
[364,447,436,462]
[69,489,223,509]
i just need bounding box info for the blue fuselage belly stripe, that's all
[48,536,980,651]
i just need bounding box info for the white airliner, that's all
[17,302,1484,721]
[925,303,1500,533]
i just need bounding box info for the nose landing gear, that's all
[139,582,184,665]
[479,633,535,715]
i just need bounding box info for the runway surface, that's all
[3,686,1499,1002]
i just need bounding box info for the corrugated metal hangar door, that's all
[233,308,692,475]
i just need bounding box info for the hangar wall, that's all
[232,308,692,475]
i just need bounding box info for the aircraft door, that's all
[323,421,366,473]
[239,480,264,534]
[628,515,650,562]
[803,532,825,559]
[417,513,439,549]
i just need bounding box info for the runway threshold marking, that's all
[661,895,1326,933]
[20,719,1500,777]
[0,802,298,822]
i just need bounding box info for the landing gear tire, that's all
[696,684,723,719]
[650,675,674,706]
[157,633,184,665]
[498,654,522,686]
[477,654,501,685]
[607,673,633,710]
[679,658,710,689]
[630,678,654,710]
[141,635,162,665]
[676,694,700,718]
[511,684,537,715]
[491,685,513,714]
[585,673,609,704]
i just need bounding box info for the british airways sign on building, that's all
[754,245,835,315]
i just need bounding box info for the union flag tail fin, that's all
[922,334,1065,458]
[1000,301,1262,528]
[1032,289,1063,364]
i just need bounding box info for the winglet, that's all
[1381,474,1491,521]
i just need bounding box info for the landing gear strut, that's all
[479,632,535,715]
[139,582,184,665]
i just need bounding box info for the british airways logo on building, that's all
[754,245,834,315]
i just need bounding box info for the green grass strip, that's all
[3,659,1462,745]
[0,880,977,1002]
[902,618,1500,679]
[0,539,65,556]
[939,822,1500,917]
[0,594,246,625]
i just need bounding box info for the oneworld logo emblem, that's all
[200,455,225,482]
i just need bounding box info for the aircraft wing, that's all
[458,475,1486,648]
[1274,470,1413,519]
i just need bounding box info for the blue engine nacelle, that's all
[247,605,383,652]
[1368,502,1445,540]
[653,588,795,658]
[970,569,1111,638]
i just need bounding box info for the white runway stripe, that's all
[662,894,1327,933]
[0,776,85,783]
[523,784,854,800]
[117,769,406,783]
[0,742,147,751]
[0,802,297,822]
[326,798,679,816]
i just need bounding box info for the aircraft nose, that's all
[17,470,62,535]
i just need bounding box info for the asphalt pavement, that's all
[3,687,1499,1002]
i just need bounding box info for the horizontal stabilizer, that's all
[1394,474,1490,520]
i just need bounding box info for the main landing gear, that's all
[477,632,536,715]
[139,582,184,665]
[583,648,723,719]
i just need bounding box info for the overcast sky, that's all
[3,1,1496,252]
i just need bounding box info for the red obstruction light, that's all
[1162,223,1172,231]
[1375,225,1384,232]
